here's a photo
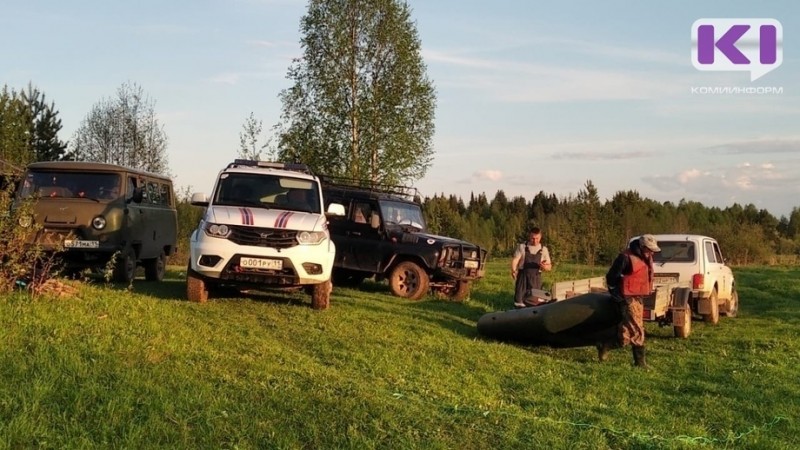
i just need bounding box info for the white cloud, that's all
[474,170,503,181]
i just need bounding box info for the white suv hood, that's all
[208,206,321,231]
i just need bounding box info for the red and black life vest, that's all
[621,249,653,296]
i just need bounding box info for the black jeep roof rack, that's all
[319,174,421,202]
[227,159,312,175]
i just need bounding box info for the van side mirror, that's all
[370,213,381,229]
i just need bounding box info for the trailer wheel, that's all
[389,261,429,300]
[702,288,720,325]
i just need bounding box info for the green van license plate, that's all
[64,239,100,249]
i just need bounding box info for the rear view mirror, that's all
[191,192,209,207]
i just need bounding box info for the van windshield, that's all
[19,170,123,200]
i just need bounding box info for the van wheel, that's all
[702,288,720,325]
[144,251,166,282]
[311,279,332,310]
[723,288,739,317]
[113,248,137,283]
[389,261,429,300]
[186,270,209,303]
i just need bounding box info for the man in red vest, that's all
[600,234,661,368]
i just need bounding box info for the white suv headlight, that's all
[297,230,327,245]
[204,222,231,238]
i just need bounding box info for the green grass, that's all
[1,260,798,449]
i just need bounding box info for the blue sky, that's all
[3,0,799,218]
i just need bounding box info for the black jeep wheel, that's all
[442,280,471,302]
[389,261,429,300]
[144,251,166,282]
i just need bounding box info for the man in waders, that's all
[599,234,661,368]
[511,227,552,308]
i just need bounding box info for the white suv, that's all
[647,234,738,324]
[187,160,345,308]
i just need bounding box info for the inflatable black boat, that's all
[476,292,621,347]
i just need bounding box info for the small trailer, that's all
[551,277,695,338]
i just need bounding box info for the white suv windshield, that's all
[213,172,321,214]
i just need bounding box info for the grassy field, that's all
[1,260,798,449]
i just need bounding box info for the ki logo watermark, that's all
[692,18,783,81]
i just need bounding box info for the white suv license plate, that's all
[240,257,283,270]
[64,239,100,249]
[654,277,678,284]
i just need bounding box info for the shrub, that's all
[0,175,61,294]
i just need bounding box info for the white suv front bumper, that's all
[189,229,335,285]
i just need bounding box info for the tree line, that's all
[420,181,800,266]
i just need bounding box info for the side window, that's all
[713,243,724,264]
[704,241,717,263]
[160,183,172,206]
[127,176,137,197]
[351,202,373,224]
[145,181,160,204]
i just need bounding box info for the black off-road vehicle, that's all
[321,177,488,301]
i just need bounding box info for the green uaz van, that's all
[16,161,177,282]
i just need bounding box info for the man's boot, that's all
[633,345,648,369]
[596,342,612,362]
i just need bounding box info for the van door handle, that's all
[350,231,361,236]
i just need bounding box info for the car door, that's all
[712,240,734,298]
[339,200,384,273]
[703,238,729,298]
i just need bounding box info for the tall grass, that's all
[0,261,797,449]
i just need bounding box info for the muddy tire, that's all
[673,287,693,338]
[448,281,471,302]
[702,288,720,325]
[723,288,739,317]
[389,261,429,300]
[144,251,166,282]
[113,248,137,283]
[673,307,692,338]
[187,270,209,303]
[311,279,332,310]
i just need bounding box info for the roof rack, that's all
[226,159,312,174]
[319,174,421,201]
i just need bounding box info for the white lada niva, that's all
[187,160,345,309]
